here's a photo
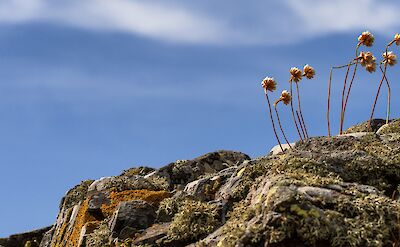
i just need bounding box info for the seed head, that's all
[289,67,302,82]
[382,51,397,66]
[394,34,400,46]
[358,51,376,66]
[366,63,376,73]
[302,64,315,79]
[261,77,277,92]
[279,90,292,105]
[358,31,374,47]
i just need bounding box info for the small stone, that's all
[109,200,156,238]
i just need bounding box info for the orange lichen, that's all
[68,200,98,247]
[101,189,171,217]
[51,207,73,246]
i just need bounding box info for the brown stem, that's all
[339,61,352,129]
[327,67,333,137]
[381,41,394,124]
[369,63,387,131]
[290,82,304,140]
[381,65,391,124]
[295,82,309,138]
[327,62,355,137]
[264,91,284,153]
[274,103,293,150]
[340,44,360,135]
[341,61,359,134]
[296,110,306,139]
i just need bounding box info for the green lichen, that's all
[120,166,155,177]
[84,221,111,247]
[60,179,94,209]
[167,199,220,242]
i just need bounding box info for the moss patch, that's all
[167,199,221,243]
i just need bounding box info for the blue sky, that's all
[1,0,400,237]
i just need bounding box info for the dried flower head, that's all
[382,51,397,66]
[358,31,374,47]
[303,64,315,79]
[289,67,302,82]
[366,62,376,73]
[279,90,292,105]
[358,51,376,67]
[394,34,400,46]
[261,77,277,92]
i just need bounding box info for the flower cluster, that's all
[382,51,397,66]
[358,51,376,73]
[261,77,277,92]
[279,90,292,105]
[303,64,316,79]
[358,31,374,47]
[289,67,302,82]
[394,33,400,46]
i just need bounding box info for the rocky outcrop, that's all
[25,150,248,247]
[4,119,400,246]
[0,226,52,247]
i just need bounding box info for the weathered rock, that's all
[150,150,250,190]
[132,223,170,245]
[344,118,387,134]
[0,226,52,247]
[38,227,53,247]
[119,166,155,177]
[184,166,236,201]
[77,221,100,247]
[269,143,295,155]
[109,200,156,238]
[11,125,400,247]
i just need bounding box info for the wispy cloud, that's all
[285,0,400,36]
[0,0,399,44]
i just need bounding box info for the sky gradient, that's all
[1,0,400,237]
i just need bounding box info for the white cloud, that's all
[285,0,400,36]
[0,0,399,45]
[0,0,44,22]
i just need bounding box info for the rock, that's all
[38,227,53,247]
[77,221,100,247]
[87,175,158,193]
[151,150,250,190]
[132,223,170,245]
[184,167,236,201]
[269,143,295,155]
[344,118,386,134]
[60,180,94,209]
[109,200,156,238]
[338,132,369,138]
[0,226,52,247]
[376,119,400,134]
[119,166,155,177]
[14,129,400,247]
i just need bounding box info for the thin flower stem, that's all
[265,91,284,153]
[327,62,355,137]
[290,82,304,140]
[369,62,387,131]
[381,65,391,124]
[296,110,307,139]
[368,40,395,128]
[274,103,293,150]
[340,44,360,135]
[341,61,359,134]
[295,82,309,138]
[339,61,352,130]
[383,41,395,124]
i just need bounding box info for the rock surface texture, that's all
[3,119,400,247]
